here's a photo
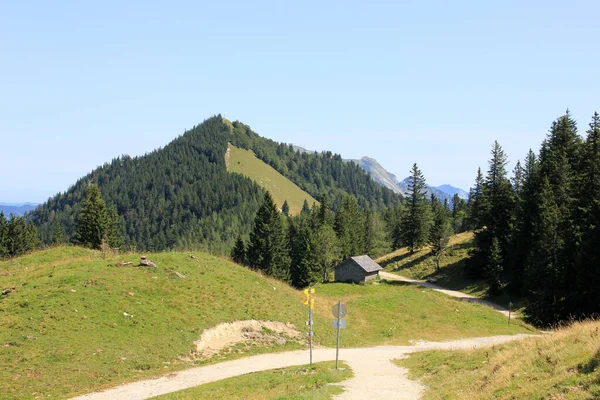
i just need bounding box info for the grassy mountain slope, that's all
[376,232,521,309]
[398,320,600,399]
[227,144,318,215]
[0,247,533,398]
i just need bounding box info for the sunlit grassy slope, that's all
[1,246,534,398]
[227,144,318,215]
[397,320,600,399]
[152,361,352,400]
[376,232,524,309]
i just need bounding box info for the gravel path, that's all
[379,271,513,317]
[71,334,533,400]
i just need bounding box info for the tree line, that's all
[466,111,600,325]
[0,212,38,259]
[232,178,466,288]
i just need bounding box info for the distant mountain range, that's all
[0,203,38,217]
[289,146,469,205]
[347,157,469,204]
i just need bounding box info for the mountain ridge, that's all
[347,156,468,204]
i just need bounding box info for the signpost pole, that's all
[335,300,341,369]
[309,298,313,366]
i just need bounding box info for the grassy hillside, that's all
[376,232,521,308]
[1,246,534,398]
[152,361,351,400]
[397,320,600,399]
[227,144,318,215]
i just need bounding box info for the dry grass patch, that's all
[397,320,600,399]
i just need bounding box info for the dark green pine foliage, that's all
[281,200,290,217]
[524,177,563,322]
[287,214,321,287]
[509,150,539,294]
[525,112,582,322]
[106,203,123,249]
[230,235,247,265]
[467,167,486,230]
[0,212,39,259]
[301,200,311,215]
[74,184,109,250]
[52,224,65,245]
[467,142,514,293]
[0,212,7,259]
[573,112,600,317]
[334,195,364,259]
[486,236,504,295]
[247,192,290,282]
[451,194,468,233]
[400,163,431,254]
[430,198,452,271]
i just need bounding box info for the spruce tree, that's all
[301,199,311,215]
[106,204,123,249]
[281,200,290,217]
[430,198,452,271]
[334,195,364,258]
[573,112,600,316]
[231,235,247,265]
[246,191,290,282]
[52,224,65,245]
[467,167,486,230]
[0,212,7,259]
[400,163,431,254]
[74,184,109,250]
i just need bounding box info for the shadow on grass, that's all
[380,280,413,288]
[384,253,431,272]
[578,348,600,375]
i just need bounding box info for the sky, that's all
[1,0,599,203]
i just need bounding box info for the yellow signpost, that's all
[304,287,315,364]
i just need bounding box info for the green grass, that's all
[151,361,352,400]
[376,232,523,310]
[0,246,535,398]
[227,144,318,214]
[313,280,535,347]
[396,320,600,400]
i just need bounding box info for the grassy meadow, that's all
[152,361,352,400]
[397,320,600,399]
[1,246,534,398]
[227,144,318,215]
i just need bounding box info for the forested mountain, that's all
[31,116,401,254]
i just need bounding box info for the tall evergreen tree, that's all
[429,198,452,271]
[74,184,109,250]
[573,112,600,316]
[231,235,247,265]
[281,200,290,217]
[467,167,486,230]
[246,191,290,282]
[400,163,431,254]
[334,195,364,259]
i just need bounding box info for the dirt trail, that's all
[71,334,533,400]
[379,271,513,317]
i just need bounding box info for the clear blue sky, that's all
[1,1,599,203]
